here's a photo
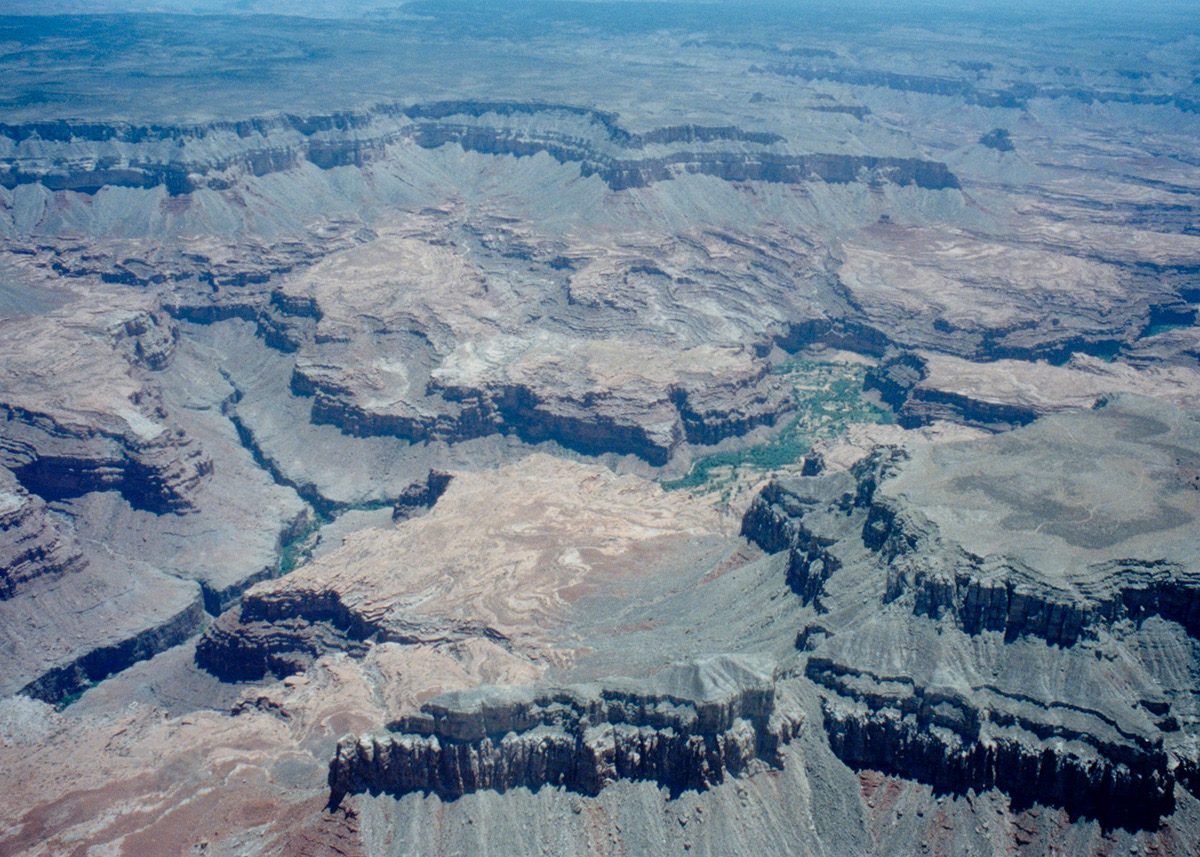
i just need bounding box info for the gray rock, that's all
[330,655,804,799]
[742,396,1200,828]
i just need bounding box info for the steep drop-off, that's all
[0,101,958,199]
[741,397,1200,828]
[329,656,804,800]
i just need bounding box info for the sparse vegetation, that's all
[661,359,892,491]
[55,685,88,710]
[278,515,324,575]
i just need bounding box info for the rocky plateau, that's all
[2,2,1200,856]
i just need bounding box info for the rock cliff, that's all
[0,465,86,599]
[812,659,1176,828]
[0,101,958,199]
[742,397,1200,828]
[195,455,725,680]
[0,312,212,514]
[0,446,208,703]
[329,656,804,799]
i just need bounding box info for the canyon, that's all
[1,2,1200,856]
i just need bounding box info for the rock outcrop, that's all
[812,659,1176,829]
[19,587,207,704]
[0,500,206,703]
[273,228,800,463]
[0,312,212,514]
[0,101,958,199]
[742,397,1200,828]
[1,404,212,514]
[391,470,453,521]
[329,656,803,799]
[0,459,209,702]
[767,64,1200,113]
[0,465,86,599]
[867,349,1200,431]
[195,455,724,680]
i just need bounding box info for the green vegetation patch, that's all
[662,359,892,491]
[278,515,324,575]
[277,498,400,575]
[55,684,89,710]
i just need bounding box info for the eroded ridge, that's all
[0,100,958,197]
[740,397,1200,828]
[328,655,803,800]
[810,659,1177,828]
[0,465,86,599]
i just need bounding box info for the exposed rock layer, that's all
[741,398,1200,828]
[195,456,724,680]
[812,660,1175,828]
[329,656,803,799]
[0,465,85,599]
[0,101,959,196]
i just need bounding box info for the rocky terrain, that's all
[742,396,1200,831]
[0,460,206,702]
[2,1,1200,856]
[330,655,804,800]
[195,453,729,682]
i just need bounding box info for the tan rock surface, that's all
[201,454,726,679]
[916,351,1200,414]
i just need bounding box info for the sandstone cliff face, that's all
[195,590,372,681]
[813,665,1175,829]
[391,470,453,521]
[0,402,211,514]
[19,590,207,704]
[329,656,804,799]
[106,309,178,371]
[740,398,1200,827]
[295,365,788,466]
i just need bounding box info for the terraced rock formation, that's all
[0,308,212,513]
[742,396,1200,829]
[4,5,1200,856]
[0,459,206,702]
[0,464,85,599]
[0,101,958,199]
[195,454,726,681]
[329,656,804,799]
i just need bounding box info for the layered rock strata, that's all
[329,656,804,799]
[868,349,1200,431]
[0,312,211,514]
[1,407,211,514]
[0,101,958,198]
[741,396,1200,827]
[392,470,452,521]
[276,231,798,463]
[767,64,1200,113]
[0,465,86,599]
[812,659,1176,828]
[195,455,723,680]
[19,588,206,704]
[0,457,208,703]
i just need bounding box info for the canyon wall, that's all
[329,656,804,800]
